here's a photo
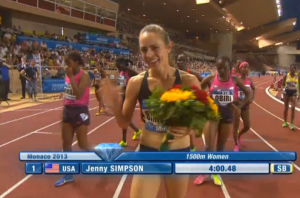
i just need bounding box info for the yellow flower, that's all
[212,104,219,116]
[161,89,195,102]
[207,96,219,116]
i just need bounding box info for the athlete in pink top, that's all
[64,69,90,106]
[56,52,93,187]
[195,56,251,186]
[233,61,255,152]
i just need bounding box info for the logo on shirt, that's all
[80,113,89,121]
[212,88,234,106]
[141,100,167,133]
[238,85,251,100]
[65,82,76,100]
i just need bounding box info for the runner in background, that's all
[281,64,300,130]
[233,62,255,152]
[232,60,241,76]
[55,52,94,187]
[195,56,251,186]
[115,58,142,147]
[176,54,202,152]
[93,62,106,115]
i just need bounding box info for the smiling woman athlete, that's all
[194,56,251,186]
[101,24,202,198]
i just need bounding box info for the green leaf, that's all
[164,106,177,120]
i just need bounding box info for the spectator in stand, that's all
[20,59,40,102]
[18,56,29,99]
[0,58,11,101]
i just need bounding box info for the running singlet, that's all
[117,71,130,87]
[94,69,101,81]
[209,73,235,107]
[285,73,298,91]
[238,77,251,100]
[64,70,90,106]
[231,68,236,75]
[138,69,182,133]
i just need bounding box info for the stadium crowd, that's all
[0,19,216,81]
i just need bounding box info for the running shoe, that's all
[119,141,127,147]
[282,122,288,127]
[100,108,105,113]
[234,145,239,152]
[289,124,295,130]
[29,98,33,102]
[211,174,222,186]
[55,175,74,187]
[190,146,196,152]
[132,129,142,140]
[238,136,242,145]
[194,174,210,185]
[95,112,100,116]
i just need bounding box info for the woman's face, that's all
[65,57,76,69]
[290,65,296,73]
[240,63,249,75]
[216,58,230,77]
[177,55,187,70]
[139,32,171,69]
[96,64,102,71]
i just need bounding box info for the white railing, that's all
[9,0,118,28]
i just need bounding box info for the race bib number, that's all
[141,100,167,133]
[286,81,297,90]
[212,89,234,106]
[238,85,251,100]
[65,83,76,100]
[117,77,126,87]
[94,73,101,81]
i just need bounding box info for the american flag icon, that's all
[45,163,60,173]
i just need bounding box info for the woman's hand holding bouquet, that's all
[145,84,220,151]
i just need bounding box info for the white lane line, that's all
[112,145,140,198]
[265,86,300,112]
[201,134,231,198]
[0,98,96,126]
[0,106,98,149]
[0,116,116,198]
[32,132,54,134]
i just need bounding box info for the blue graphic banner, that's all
[16,36,130,55]
[81,163,172,174]
[42,79,65,93]
[200,72,211,77]
[81,33,120,44]
[19,151,296,162]
[249,72,261,76]
[114,152,296,161]
[44,163,80,174]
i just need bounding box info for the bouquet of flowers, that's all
[145,84,220,151]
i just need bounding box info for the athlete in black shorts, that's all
[93,62,106,115]
[115,58,142,147]
[282,64,300,130]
